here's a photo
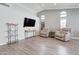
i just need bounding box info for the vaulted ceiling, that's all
[1,3,79,15]
[23,3,79,10]
[18,3,79,14]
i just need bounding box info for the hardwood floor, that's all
[0,36,79,55]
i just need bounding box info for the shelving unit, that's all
[6,23,18,44]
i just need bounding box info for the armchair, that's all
[55,28,71,41]
[39,28,49,38]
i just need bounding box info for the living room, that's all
[0,3,79,55]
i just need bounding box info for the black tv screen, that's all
[23,18,36,27]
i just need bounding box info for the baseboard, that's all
[25,35,38,39]
[0,35,38,46]
[0,42,7,45]
[71,37,79,39]
[0,36,79,46]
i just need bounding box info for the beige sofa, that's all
[55,28,71,41]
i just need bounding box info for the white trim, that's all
[0,42,7,45]
[71,37,79,39]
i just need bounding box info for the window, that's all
[40,15,45,30]
[60,11,67,28]
[41,15,45,22]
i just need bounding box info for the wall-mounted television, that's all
[23,18,36,27]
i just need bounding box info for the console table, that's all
[24,30,36,39]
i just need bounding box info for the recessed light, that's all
[41,4,45,7]
[54,3,56,5]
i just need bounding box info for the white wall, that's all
[66,9,79,38]
[0,4,40,45]
[38,10,60,31]
[38,8,79,38]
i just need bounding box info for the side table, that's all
[49,31,55,38]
